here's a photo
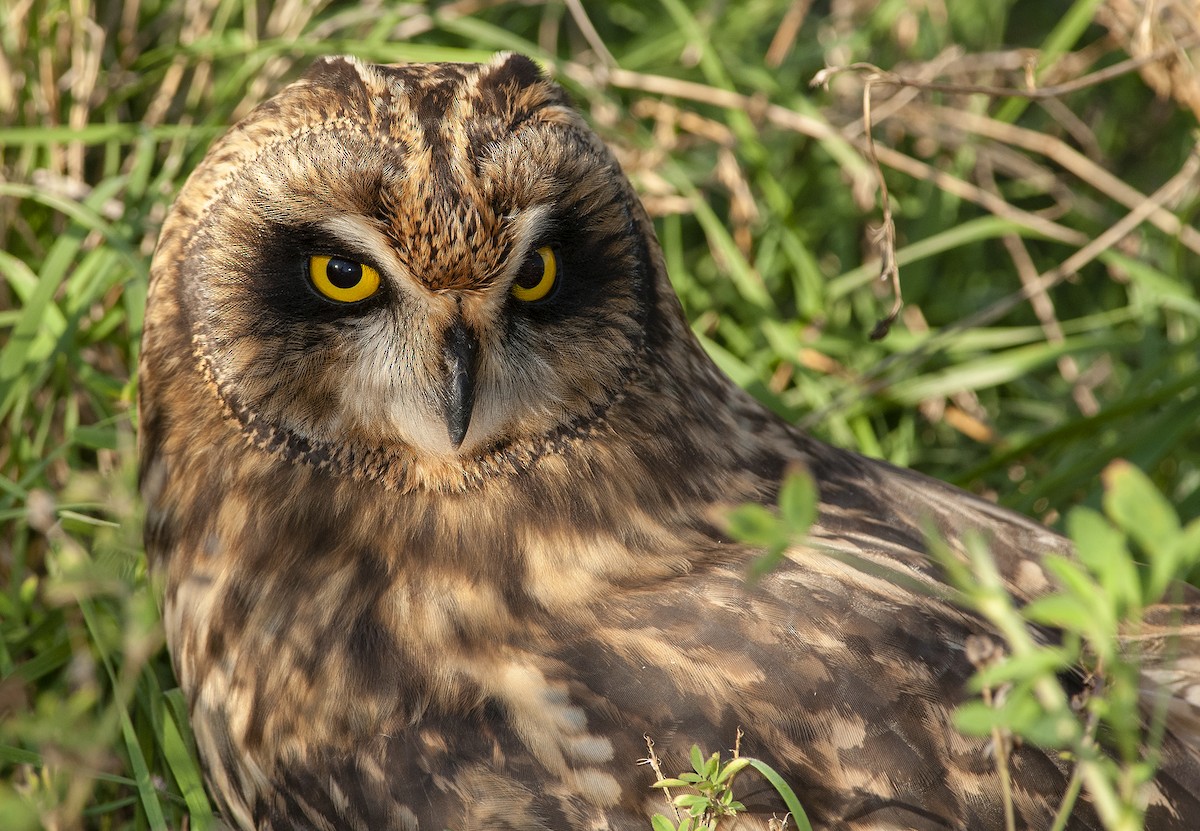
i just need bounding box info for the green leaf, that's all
[888,337,1103,403]
[9,637,72,682]
[778,469,817,534]
[1021,711,1085,750]
[714,756,751,784]
[73,425,119,451]
[954,692,1061,742]
[1066,506,1140,615]
[969,643,1077,689]
[745,758,815,831]
[1022,594,1095,635]
[726,504,785,548]
[746,545,789,584]
[1102,460,1180,559]
[651,814,677,831]
[673,793,711,813]
[1175,519,1200,574]
[72,590,168,831]
[1039,555,1115,642]
[160,688,215,830]
[954,700,1008,735]
[1102,458,1193,603]
[0,744,41,765]
[955,685,1080,745]
[662,159,773,310]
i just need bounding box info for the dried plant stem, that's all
[976,156,1100,416]
[1017,148,1200,314]
[564,59,1104,252]
[1002,231,1100,416]
[800,147,1200,431]
[858,80,902,340]
[815,33,1200,102]
[564,0,618,69]
[765,0,813,69]
[921,105,1200,256]
[640,734,680,822]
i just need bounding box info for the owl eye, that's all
[510,246,559,303]
[309,255,381,303]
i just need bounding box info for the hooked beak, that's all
[441,317,479,450]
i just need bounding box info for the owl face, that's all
[169,55,656,464]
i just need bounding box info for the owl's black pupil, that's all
[514,250,545,289]
[327,258,362,289]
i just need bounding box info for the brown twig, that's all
[1005,146,1200,318]
[966,635,1016,831]
[857,139,1087,246]
[564,61,1102,255]
[976,155,1100,416]
[800,146,1200,431]
[890,103,1082,217]
[928,146,1200,343]
[564,0,618,70]
[639,734,680,822]
[858,80,902,340]
[765,0,813,69]
[573,59,1099,232]
[919,104,1200,256]
[838,47,965,139]
[812,33,1200,101]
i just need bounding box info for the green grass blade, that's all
[746,758,814,831]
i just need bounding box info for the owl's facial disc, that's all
[177,55,657,478]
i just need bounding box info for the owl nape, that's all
[138,53,1200,830]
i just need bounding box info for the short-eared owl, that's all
[139,53,1200,830]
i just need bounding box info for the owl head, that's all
[146,53,688,479]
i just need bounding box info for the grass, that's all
[2,0,1199,828]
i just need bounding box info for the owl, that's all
[138,53,1200,830]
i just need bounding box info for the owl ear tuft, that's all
[299,55,376,102]
[479,52,573,115]
[486,52,547,89]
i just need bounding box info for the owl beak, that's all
[442,318,479,450]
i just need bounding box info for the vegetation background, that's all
[1,0,1199,828]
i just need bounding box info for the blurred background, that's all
[1,1,1198,827]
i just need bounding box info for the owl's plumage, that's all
[138,54,1200,830]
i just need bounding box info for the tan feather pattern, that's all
[139,53,1200,830]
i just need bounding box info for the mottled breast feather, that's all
[138,52,1200,831]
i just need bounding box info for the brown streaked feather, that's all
[139,52,1200,830]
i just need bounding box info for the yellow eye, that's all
[309,255,381,303]
[510,246,558,303]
